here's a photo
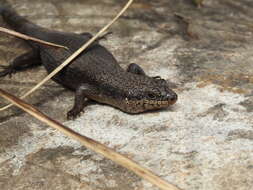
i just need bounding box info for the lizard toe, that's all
[0,66,15,78]
[67,109,83,120]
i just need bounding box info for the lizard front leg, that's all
[0,48,41,77]
[126,63,146,75]
[67,83,99,120]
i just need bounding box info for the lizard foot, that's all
[67,109,83,120]
[0,65,16,78]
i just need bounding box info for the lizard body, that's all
[0,5,177,119]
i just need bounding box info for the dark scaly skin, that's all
[0,5,177,119]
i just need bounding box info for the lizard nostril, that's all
[171,93,178,102]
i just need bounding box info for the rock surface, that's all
[0,0,252,190]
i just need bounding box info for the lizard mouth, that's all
[124,97,177,113]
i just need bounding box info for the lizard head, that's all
[119,75,178,113]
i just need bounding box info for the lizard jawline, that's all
[123,99,176,113]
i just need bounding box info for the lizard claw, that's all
[0,66,15,78]
[153,76,162,79]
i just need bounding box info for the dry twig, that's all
[0,88,181,190]
[0,27,68,49]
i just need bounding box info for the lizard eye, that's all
[147,93,156,99]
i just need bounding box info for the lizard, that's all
[0,4,177,119]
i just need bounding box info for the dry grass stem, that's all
[0,88,181,190]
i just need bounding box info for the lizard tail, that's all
[0,2,35,34]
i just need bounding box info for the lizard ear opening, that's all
[126,63,146,76]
